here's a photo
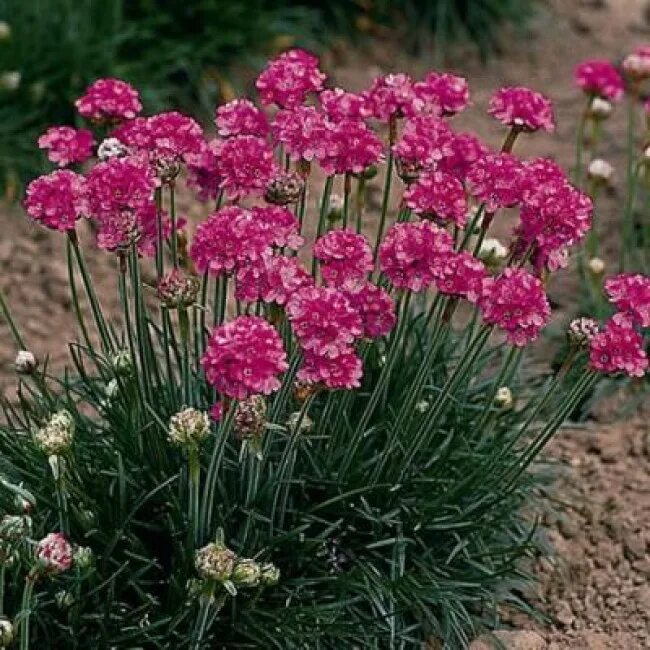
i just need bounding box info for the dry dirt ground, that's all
[0,1,649,648]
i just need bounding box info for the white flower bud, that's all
[0,618,13,647]
[55,590,75,609]
[588,257,605,275]
[105,379,119,400]
[588,97,613,120]
[73,545,93,570]
[168,408,210,447]
[478,238,508,266]
[494,386,513,410]
[232,558,261,587]
[567,317,599,349]
[587,159,614,183]
[110,349,133,376]
[97,137,128,161]
[0,22,11,41]
[415,400,430,413]
[14,350,37,375]
[287,410,312,434]
[260,562,280,586]
[0,72,20,91]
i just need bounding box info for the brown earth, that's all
[0,0,649,648]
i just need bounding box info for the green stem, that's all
[169,184,178,268]
[188,446,200,547]
[0,288,26,350]
[342,173,351,229]
[355,177,366,234]
[373,150,394,264]
[573,100,590,186]
[179,307,191,406]
[155,187,164,280]
[19,575,36,650]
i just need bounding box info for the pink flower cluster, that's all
[252,205,303,250]
[185,140,221,202]
[604,274,650,328]
[38,126,94,167]
[404,170,467,226]
[319,119,383,176]
[75,78,142,123]
[437,132,487,179]
[435,252,487,303]
[201,316,288,399]
[393,115,454,171]
[25,170,88,231]
[589,314,648,377]
[320,88,371,122]
[298,349,363,389]
[574,59,624,102]
[36,532,73,574]
[216,99,269,138]
[412,72,470,116]
[488,86,555,133]
[364,73,415,121]
[313,230,373,289]
[479,268,551,346]
[466,152,523,212]
[272,107,328,162]
[344,283,396,338]
[256,49,326,108]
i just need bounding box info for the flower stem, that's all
[179,307,191,405]
[169,183,179,268]
[342,173,351,229]
[19,575,36,650]
[188,445,200,547]
[373,150,394,264]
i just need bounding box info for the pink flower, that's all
[286,286,363,357]
[437,132,488,181]
[393,115,454,171]
[75,78,142,123]
[112,117,152,150]
[589,313,648,377]
[298,348,363,389]
[251,205,303,250]
[364,73,415,121]
[622,46,650,81]
[185,139,221,202]
[404,170,468,226]
[271,107,328,162]
[466,152,524,212]
[214,135,277,200]
[479,268,551,346]
[256,49,326,109]
[411,72,469,116]
[235,255,313,304]
[319,119,383,176]
[344,283,396,338]
[38,126,94,167]
[313,229,374,289]
[488,86,555,133]
[201,316,288,399]
[604,273,650,327]
[574,59,624,102]
[24,170,88,231]
[136,202,180,258]
[434,251,487,303]
[146,111,205,162]
[378,221,454,292]
[190,206,272,276]
[36,532,73,574]
[215,99,269,138]
[320,88,371,122]
[519,157,568,208]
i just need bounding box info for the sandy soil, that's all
[0,1,648,648]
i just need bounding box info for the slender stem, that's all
[191,587,216,650]
[188,446,200,547]
[155,187,164,280]
[19,575,36,650]
[342,173,351,229]
[373,150,394,264]
[170,184,178,268]
[355,177,366,234]
[500,126,522,153]
[0,564,5,615]
[0,288,26,350]
[179,307,191,406]
[312,176,334,275]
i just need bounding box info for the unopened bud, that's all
[327,194,344,223]
[110,349,133,376]
[587,97,613,120]
[0,22,11,41]
[234,395,267,440]
[264,171,304,205]
[588,257,605,275]
[478,238,508,267]
[15,350,37,375]
[97,137,128,161]
[494,386,513,410]
[168,408,210,447]
[0,618,13,647]
[287,411,312,434]
[0,72,20,91]
[195,542,236,582]
[157,268,200,309]
[622,52,650,81]
[395,158,421,184]
[259,562,280,586]
[55,590,75,609]
[567,317,599,349]
[232,558,261,587]
[73,545,93,570]
[355,164,378,180]
[0,515,30,542]
[587,159,614,183]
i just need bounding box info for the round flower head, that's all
[36,532,73,574]
[251,205,303,250]
[34,410,74,456]
[146,111,205,173]
[437,132,488,181]
[519,157,568,207]
[235,255,313,305]
[168,407,210,446]
[190,206,274,276]
[75,78,142,123]
[297,348,363,390]
[587,158,614,183]
[271,106,328,162]
[232,395,268,440]
[344,283,396,338]
[589,313,648,377]
[216,99,269,138]
[185,139,221,202]
[574,59,624,101]
[157,268,200,309]
[433,251,488,303]
[364,73,415,122]
[313,229,374,289]
[378,220,454,292]
[604,273,650,327]
[479,268,551,346]
[567,317,600,350]
[393,115,454,172]
[0,617,13,647]
[232,558,262,587]
[466,152,524,213]
[214,135,277,200]
[622,45,650,81]
[38,126,94,167]
[411,72,469,116]
[97,136,128,161]
[111,117,152,151]
[588,97,613,120]
[195,542,236,582]
[24,170,88,231]
[15,350,37,375]
[256,48,326,108]
[319,119,383,176]
[404,170,468,226]
[320,88,371,122]
[264,170,304,206]
[201,316,288,400]
[478,237,509,268]
[494,386,513,409]
[488,86,555,133]
[286,286,363,357]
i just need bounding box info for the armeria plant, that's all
[0,50,648,649]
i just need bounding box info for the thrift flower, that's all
[404,170,468,226]
[168,408,210,446]
[344,283,396,338]
[34,410,74,456]
[567,317,600,349]
[434,251,487,303]
[320,88,371,122]
[38,126,94,167]
[622,45,650,81]
[195,542,236,582]
[589,313,648,377]
[251,205,303,250]
[393,115,454,172]
[75,78,142,123]
[185,139,221,202]
[364,73,415,121]
[574,59,625,101]
[437,131,488,181]
[488,86,555,133]
[264,170,304,206]
[319,119,383,176]
[271,106,328,162]
[36,532,73,574]
[604,273,650,327]
[411,72,469,116]
[466,152,524,212]
[298,348,363,389]
[313,229,374,289]
[215,99,269,138]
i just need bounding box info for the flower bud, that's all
[415,399,430,413]
[105,379,119,401]
[0,72,20,91]
[395,158,421,184]
[354,164,378,180]
[567,317,599,349]
[14,350,37,375]
[168,408,210,447]
[36,532,73,575]
[587,158,614,184]
[157,268,200,309]
[110,349,133,376]
[588,257,605,275]
[293,381,318,404]
[195,542,236,582]
[234,396,267,440]
[0,22,11,41]
[34,410,74,456]
[97,137,128,161]
[587,97,612,120]
[232,558,261,587]
[0,515,30,542]
[622,53,650,81]
[73,545,93,570]
[494,386,513,410]
[0,618,13,647]
[478,237,508,267]
[259,562,280,586]
[264,171,304,205]
[287,411,313,434]
[55,590,75,609]
[327,194,344,223]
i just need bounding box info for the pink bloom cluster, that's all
[185,140,221,202]
[235,255,312,305]
[216,99,269,138]
[320,88,371,122]
[36,532,73,574]
[622,45,650,80]
[75,78,142,123]
[364,73,415,121]
[393,115,454,170]
[604,273,650,328]
[24,170,88,231]
[145,111,205,163]
[38,126,94,167]
[344,283,396,338]
[319,119,383,176]
[256,49,326,108]
[479,268,551,346]
[589,313,648,377]
[435,252,487,303]
[574,59,625,102]
[404,170,467,226]
[313,230,373,289]
[488,86,555,133]
[271,107,328,162]
[412,72,470,116]
[466,152,523,212]
[379,221,454,292]
[298,349,363,389]
[252,205,303,250]
[201,316,288,399]
[437,132,487,180]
